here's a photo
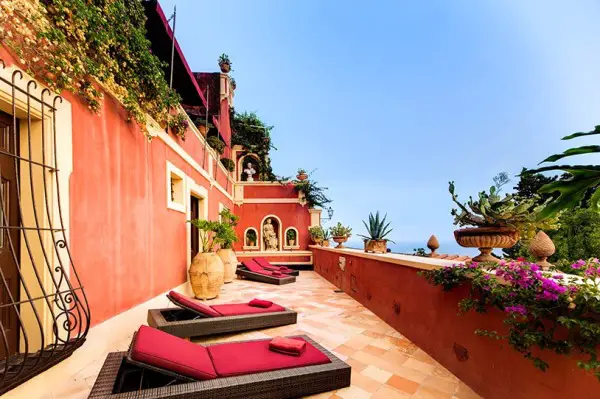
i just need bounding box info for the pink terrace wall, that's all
[0,49,233,326]
[312,247,599,399]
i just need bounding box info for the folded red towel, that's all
[269,337,306,356]
[272,271,283,276]
[249,299,273,308]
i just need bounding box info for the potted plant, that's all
[215,209,240,283]
[322,229,331,247]
[286,229,297,247]
[220,157,235,172]
[308,226,324,245]
[230,77,236,90]
[207,136,225,155]
[195,118,214,137]
[330,222,352,249]
[358,211,394,253]
[187,219,225,299]
[218,53,231,73]
[246,229,257,247]
[296,168,308,181]
[449,177,558,263]
[167,112,189,140]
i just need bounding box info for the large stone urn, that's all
[217,248,238,283]
[189,252,225,300]
[454,227,519,263]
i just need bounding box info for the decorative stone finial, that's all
[529,231,555,270]
[427,235,440,256]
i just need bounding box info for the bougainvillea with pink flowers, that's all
[420,259,600,381]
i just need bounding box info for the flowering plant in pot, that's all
[296,168,308,181]
[308,226,324,244]
[167,112,189,140]
[330,222,352,249]
[420,259,600,381]
[358,211,394,254]
[215,209,240,283]
[218,53,232,73]
[187,219,225,299]
[449,174,558,262]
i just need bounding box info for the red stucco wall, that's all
[243,183,298,199]
[67,88,233,325]
[312,247,599,399]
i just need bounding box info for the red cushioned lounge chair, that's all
[147,291,297,338]
[236,260,296,285]
[253,257,300,276]
[88,325,350,399]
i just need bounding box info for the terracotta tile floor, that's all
[7,271,482,399]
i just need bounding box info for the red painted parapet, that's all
[312,246,599,399]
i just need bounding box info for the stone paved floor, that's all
[7,271,482,399]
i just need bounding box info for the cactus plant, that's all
[358,211,394,242]
[449,181,559,241]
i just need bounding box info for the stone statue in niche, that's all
[263,218,278,250]
[243,162,256,182]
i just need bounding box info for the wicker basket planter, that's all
[333,236,348,249]
[454,227,519,263]
[217,248,238,284]
[189,252,224,299]
[365,239,387,254]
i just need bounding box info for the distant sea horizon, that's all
[343,240,479,257]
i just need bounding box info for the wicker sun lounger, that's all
[88,328,351,399]
[236,261,296,285]
[147,292,297,338]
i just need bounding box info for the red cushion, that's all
[249,298,273,308]
[253,258,291,272]
[270,336,306,356]
[130,326,217,380]
[242,261,285,278]
[168,291,222,317]
[208,337,331,377]
[211,303,286,316]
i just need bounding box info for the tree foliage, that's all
[231,111,277,180]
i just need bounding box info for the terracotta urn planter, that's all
[297,173,308,181]
[454,227,519,263]
[365,239,387,254]
[288,240,296,247]
[248,240,256,247]
[217,248,238,284]
[219,62,231,73]
[333,236,348,249]
[197,124,209,137]
[189,252,225,300]
[322,240,330,247]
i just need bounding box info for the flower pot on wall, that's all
[454,227,519,263]
[297,173,308,181]
[365,239,387,254]
[197,124,209,137]
[189,252,225,300]
[219,62,231,73]
[333,236,348,249]
[322,240,330,247]
[289,240,296,247]
[217,248,238,284]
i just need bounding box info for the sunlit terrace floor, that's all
[7,271,482,399]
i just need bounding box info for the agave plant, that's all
[358,212,395,242]
[527,126,600,218]
[449,180,559,241]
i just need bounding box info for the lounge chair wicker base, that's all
[88,335,351,399]
[236,268,296,285]
[147,307,298,338]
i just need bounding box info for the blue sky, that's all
[159,0,600,251]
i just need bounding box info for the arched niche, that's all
[244,227,259,249]
[238,154,261,182]
[284,227,300,249]
[260,215,282,251]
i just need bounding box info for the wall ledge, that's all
[309,245,461,271]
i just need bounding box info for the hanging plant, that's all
[0,0,182,133]
[207,136,225,155]
[220,157,235,172]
